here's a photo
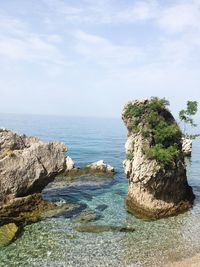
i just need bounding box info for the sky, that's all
[0,0,200,118]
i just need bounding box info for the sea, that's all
[0,113,200,267]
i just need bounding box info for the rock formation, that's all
[86,160,115,173]
[0,129,67,222]
[122,98,195,219]
[182,137,192,157]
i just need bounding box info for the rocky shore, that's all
[0,129,67,221]
[122,98,195,219]
[0,128,115,246]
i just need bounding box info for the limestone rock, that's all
[0,223,18,247]
[122,98,195,219]
[182,137,192,156]
[86,160,115,173]
[65,156,75,171]
[0,129,67,223]
[0,129,67,203]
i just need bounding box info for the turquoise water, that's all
[0,114,200,267]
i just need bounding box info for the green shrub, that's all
[124,97,181,165]
[144,144,179,164]
[124,102,145,118]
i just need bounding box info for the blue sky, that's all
[0,0,200,118]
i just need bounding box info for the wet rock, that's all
[73,210,101,223]
[52,202,87,219]
[75,224,135,233]
[95,204,108,212]
[0,223,18,247]
[0,193,64,224]
[0,129,67,222]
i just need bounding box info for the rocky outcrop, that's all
[122,98,194,219]
[0,129,67,222]
[86,160,115,173]
[182,137,192,156]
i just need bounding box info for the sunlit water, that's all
[0,114,200,267]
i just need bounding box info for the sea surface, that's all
[0,113,200,267]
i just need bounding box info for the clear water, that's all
[0,113,200,267]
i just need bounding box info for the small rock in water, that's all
[53,203,87,218]
[86,160,115,173]
[75,224,135,233]
[73,210,101,223]
[95,204,108,212]
[0,223,19,247]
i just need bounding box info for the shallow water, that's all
[0,114,200,267]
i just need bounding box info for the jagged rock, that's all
[65,156,75,171]
[122,98,195,219]
[0,223,18,247]
[0,129,67,222]
[86,160,115,173]
[182,137,192,156]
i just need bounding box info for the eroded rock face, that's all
[0,129,67,222]
[122,98,195,219]
[182,137,192,157]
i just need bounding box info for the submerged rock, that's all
[52,202,87,219]
[86,160,115,173]
[76,224,135,233]
[0,223,18,247]
[73,209,101,223]
[0,129,67,223]
[95,204,108,212]
[122,98,195,219]
[182,137,192,157]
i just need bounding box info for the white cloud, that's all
[74,31,142,67]
[158,2,200,33]
[116,0,159,23]
[0,15,65,65]
[42,0,158,25]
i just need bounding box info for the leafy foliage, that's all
[144,144,179,164]
[179,101,198,137]
[124,97,181,165]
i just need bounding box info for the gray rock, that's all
[86,160,115,173]
[122,99,195,219]
[0,129,66,204]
